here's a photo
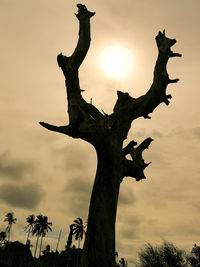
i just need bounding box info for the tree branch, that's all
[112,30,182,140]
[57,4,95,76]
[39,122,73,136]
[73,4,95,69]
[123,137,153,181]
[40,4,107,143]
[123,140,137,155]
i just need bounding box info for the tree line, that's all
[0,212,128,266]
[0,213,87,256]
[1,212,200,266]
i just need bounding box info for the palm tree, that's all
[32,214,52,258]
[72,217,86,249]
[72,217,86,267]
[4,212,17,242]
[24,214,35,245]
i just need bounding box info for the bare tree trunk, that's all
[81,142,123,267]
[66,225,73,252]
[39,4,181,267]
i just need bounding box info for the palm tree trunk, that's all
[34,235,40,258]
[77,237,81,267]
[26,230,30,245]
[7,230,10,242]
[39,235,43,257]
[7,225,11,242]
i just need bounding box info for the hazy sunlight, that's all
[99,46,133,79]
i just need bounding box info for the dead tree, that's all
[39,4,181,267]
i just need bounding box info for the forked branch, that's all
[39,4,105,143]
[112,30,182,140]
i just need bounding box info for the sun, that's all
[99,45,133,79]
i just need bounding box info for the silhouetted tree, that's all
[72,217,86,267]
[39,4,181,267]
[24,214,35,245]
[32,214,52,258]
[65,224,74,252]
[4,212,16,242]
[136,241,188,267]
[188,243,200,267]
[72,217,86,249]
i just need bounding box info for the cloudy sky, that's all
[1,0,200,265]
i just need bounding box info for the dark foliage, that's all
[0,241,32,267]
[188,243,200,267]
[0,241,82,267]
[136,241,189,267]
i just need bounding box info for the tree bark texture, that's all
[40,4,181,267]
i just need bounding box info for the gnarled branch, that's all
[123,137,153,181]
[112,30,182,140]
[40,4,105,143]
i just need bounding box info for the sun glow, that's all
[99,46,133,79]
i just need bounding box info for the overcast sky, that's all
[1,0,200,266]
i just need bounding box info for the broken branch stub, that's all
[123,138,153,181]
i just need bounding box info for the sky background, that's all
[0,0,200,266]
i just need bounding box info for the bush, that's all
[136,240,190,267]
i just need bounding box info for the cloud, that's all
[53,141,96,175]
[120,226,140,240]
[0,183,45,209]
[62,176,92,219]
[165,127,200,140]
[64,176,92,195]
[192,127,200,138]
[118,214,142,241]
[119,187,136,206]
[0,152,35,180]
